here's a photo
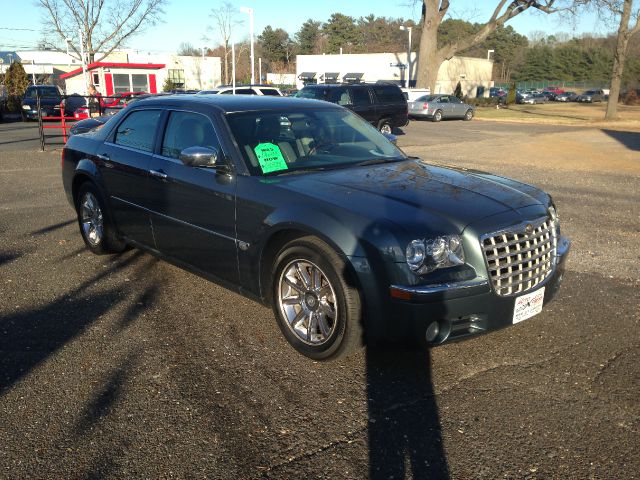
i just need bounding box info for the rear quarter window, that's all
[372,86,405,103]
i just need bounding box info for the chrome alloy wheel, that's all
[379,123,392,135]
[277,259,338,345]
[80,192,104,247]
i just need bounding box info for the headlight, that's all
[22,105,31,110]
[405,235,465,275]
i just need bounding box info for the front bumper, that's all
[386,236,570,345]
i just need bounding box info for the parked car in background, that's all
[296,82,408,133]
[102,91,147,115]
[576,89,604,103]
[61,94,570,360]
[408,94,475,122]
[198,85,283,96]
[489,87,507,98]
[555,91,578,102]
[402,88,432,101]
[521,93,548,104]
[21,85,65,120]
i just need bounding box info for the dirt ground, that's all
[1,120,639,479]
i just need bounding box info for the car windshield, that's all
[25,87,60,98]
[226,108,406,176]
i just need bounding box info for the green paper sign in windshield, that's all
[254,142,288,174]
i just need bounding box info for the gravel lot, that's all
[0,120,638,479]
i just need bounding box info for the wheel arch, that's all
[258,223,365,306]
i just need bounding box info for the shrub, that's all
[623,89,639,106]
[453,81,464,100]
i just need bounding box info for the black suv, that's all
[296,83,408,134]
[21,85,65,121]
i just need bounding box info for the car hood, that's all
[276,159,548,234]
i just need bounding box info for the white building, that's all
[296,52,494,97]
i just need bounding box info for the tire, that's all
[432,110,443,122]
[378,119,392,135]
[463,109,474,121]
[271,236,363,360]
[75,182,126,255]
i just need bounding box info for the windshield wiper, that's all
[356,157,407,167]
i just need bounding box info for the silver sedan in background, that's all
[408,94,475,122]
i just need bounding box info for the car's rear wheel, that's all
[272,236,363,360]
[432,110,443,122]
[464,109,474,121]
[378,119,392,135]
[76,182,126,255]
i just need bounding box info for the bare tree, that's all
[37,0,167,63]
[208,1,243,85]
[574,0,640,119]
[416,1,560,91]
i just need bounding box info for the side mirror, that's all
[382,132,397,145]
[179,146,219,168]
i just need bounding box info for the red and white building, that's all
[60,62,165,96]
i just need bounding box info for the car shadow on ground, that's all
[0,250,145,395]
[366,346,450,479]
[601,129,640,152]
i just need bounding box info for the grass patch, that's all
[475,102,640,129]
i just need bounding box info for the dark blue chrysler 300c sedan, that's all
[62,95,570,360]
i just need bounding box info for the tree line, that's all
[190,11,639,91]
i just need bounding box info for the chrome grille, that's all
[481,218,557,296]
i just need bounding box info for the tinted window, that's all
[328,88,351,105]
[161,111,220,159]
[221,88,256,95]
[259,88,281,96]
[351,87,371,106]
[296,87,330,100]
[114,109,161,152]
[439,96,450,103]
[372,85,404,103]
[450,97,462,103]
[25,86,60,98]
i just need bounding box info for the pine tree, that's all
[4,61,29,113]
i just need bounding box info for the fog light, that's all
[425,321,440,342]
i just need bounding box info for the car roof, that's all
[130,94,339,113]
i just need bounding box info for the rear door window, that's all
[328,88,351,106]
[114,109,162,152]
[351,87,371,106]
[259,88,281,96]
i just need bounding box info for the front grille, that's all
[481,217,557,296]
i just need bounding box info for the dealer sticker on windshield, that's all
[513,287,545,324]
[254,142,288,174]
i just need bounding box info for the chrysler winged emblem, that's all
[525,223,534,235]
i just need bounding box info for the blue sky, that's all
[0,0,607,54]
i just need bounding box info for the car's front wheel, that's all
[272,236,363,360]
[75,182,126,255]
[464,109,474,121]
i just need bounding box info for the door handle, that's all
[96,153,113,168]
[149,169,168,180]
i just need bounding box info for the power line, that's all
[0,27,40,32]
